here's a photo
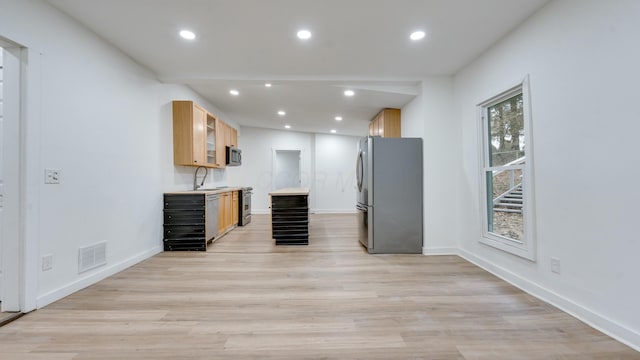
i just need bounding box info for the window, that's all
[478,76,535,260]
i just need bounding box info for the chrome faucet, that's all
[193,166,208,190]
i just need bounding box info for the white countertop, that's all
[164,187,242,195]
[269,188,310,196]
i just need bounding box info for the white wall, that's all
[314,134,359,213]
[401,78,459,254]
[400,88,424,138]
[455,0,640,349]
[0,0,241,309]
[227,126,359,213]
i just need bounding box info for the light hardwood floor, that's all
[0,309,21,326]
[1,214,638,359]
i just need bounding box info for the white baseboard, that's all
[312,209,357,214]
[423,247,459,255]
[457,248,640,352]
[36,245,163,309]
[251,210,357,215]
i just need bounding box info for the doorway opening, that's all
[0,38,25,321]
[273,149,302,190]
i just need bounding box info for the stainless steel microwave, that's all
[226,146,242,166]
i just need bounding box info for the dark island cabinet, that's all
[269,188,310,245]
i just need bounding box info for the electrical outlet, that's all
[550,257,561,274]
[45,169,61,184]
[42,254,53,271]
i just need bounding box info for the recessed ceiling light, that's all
[229,89,239,96]
[344,90,355,97]
[265,83,272,87]
[284,125,291,129]
[410,31,426,41]
[179,30,196,40]
[330,129,337,133]
[297,30,312,40]
[335,116,343,121]
[278,110,286,116]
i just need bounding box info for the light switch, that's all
[45,168,61,184]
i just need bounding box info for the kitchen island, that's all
[269,188,310,245]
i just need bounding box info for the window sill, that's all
[479,235,536,261]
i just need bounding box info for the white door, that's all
[274,150,301,190]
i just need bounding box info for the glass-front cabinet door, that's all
[206,114,216,166]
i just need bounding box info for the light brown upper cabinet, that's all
[172,101,207,166]
[214,118,226,169]
[368,108,401,138]
[229,127,238,147]
[223,122,231,148]
[172,100,237,168]
[368,115,379,136]
[221,122,238,148]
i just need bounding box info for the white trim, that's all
[21,47,41,312]
[488,164,524,172]
[252,209,356,215]
[36,245,162,309]
[477,75,536,261]
[271,148,303,191]
[422,247,459,255]
[521,75,537,257]
[0,43,23,312]
[457,249,640,352]
[313,209,357,214]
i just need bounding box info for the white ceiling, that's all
[47,0,549,136]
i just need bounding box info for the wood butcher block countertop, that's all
[269,187,310,196]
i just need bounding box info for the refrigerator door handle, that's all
[356,150,363,192]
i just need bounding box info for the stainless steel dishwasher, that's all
[206,194,219,241]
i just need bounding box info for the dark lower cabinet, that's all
[270,193,309,245]
[163,194,206,251]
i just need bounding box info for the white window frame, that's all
[477,75,536,261]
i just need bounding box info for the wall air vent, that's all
[78,242,107,274]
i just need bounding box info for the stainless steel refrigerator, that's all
[356,136,423,253]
